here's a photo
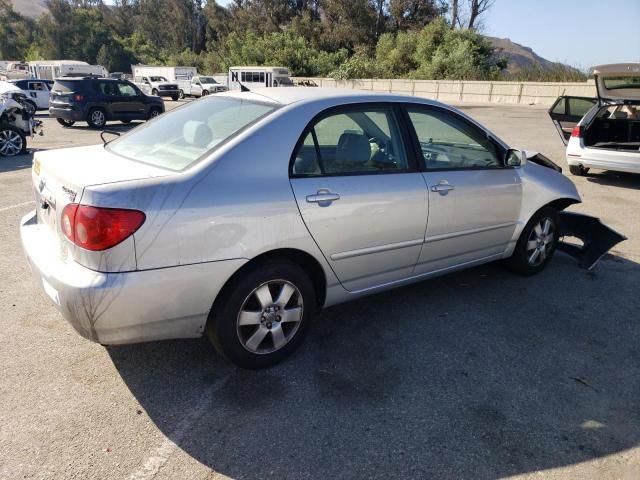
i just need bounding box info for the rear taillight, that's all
[571,126,582,138]
[73,93,84,102]
[61,204,145,251]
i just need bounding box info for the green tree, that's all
[0,0,35,59]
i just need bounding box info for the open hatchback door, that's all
[593,63,640,101]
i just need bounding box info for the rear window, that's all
[52,80,84,92]
[603,76,640,90]
[106,96,278,171]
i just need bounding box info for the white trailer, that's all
[228,66,293,91]
[131,65,198,83]
[27,60,107,80]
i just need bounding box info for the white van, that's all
[228,66,293,91]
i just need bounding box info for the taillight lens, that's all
[571,126,582,138]
[61,204,145,251]
[73,93,84,102]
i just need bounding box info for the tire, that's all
[505,207,559,276]
[56,118,75,127]
[202,90,209,96]
[171,95,179,101]
[24,100,37,115]
[147,107,162,120]
[151,88,159,96]
[121,119,132,124]
[0,123,27,157]
[569,164,589,176]
[87,108,106,129]
[178,90,185,100]
[206,260,316,369]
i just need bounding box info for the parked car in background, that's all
[49,77,164,128]
[133,75,179,101]
[177,75,227,99]
[20,88,626,369]
[549,63,640,175]
[8,79,53,110]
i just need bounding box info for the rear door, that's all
[548,96,597,144]
[289,104,428,292]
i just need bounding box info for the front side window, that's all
[407,108,500,170]
[117,82,138,97]
[107,97,278,171]
[292,107,408,176]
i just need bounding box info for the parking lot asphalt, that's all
[1,99,639,480]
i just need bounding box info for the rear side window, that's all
[52,80,83,92]
[291,107,408,176]
[107,97,278,171]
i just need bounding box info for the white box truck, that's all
[228,66,293,91]
[28,60,107,80]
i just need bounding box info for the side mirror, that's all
[505,149,526,167]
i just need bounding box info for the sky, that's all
[483,0,640,70]
[212,0,640,70]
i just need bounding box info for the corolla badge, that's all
[62,186,77,202]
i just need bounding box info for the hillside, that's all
[11,0,47,18]
[487,36,580,74]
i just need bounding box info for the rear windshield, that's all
[106,96,278,171]
[52,80,83,92]
[603,76,640,90]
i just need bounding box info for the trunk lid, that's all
[31,144,171,250]
[593,63,640,101]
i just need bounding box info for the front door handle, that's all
[306,189,340,205]
[430,181,455,194]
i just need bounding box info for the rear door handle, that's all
[306,190,340,204]
[430,181,455,194]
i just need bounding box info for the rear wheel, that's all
[178,90,185,100]
[505,207,558,276]
[56,118,75,127]
[0,124,26,157]
[171,95,179,101]
[206,261,315,369]
[151,88,159,96]
[569,164,589,176]
[87,108,106,129]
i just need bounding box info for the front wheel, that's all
[56,118,75,127]
[505,207,558,276]
[0,124,26,156]
[87,108,106,129]
[202,90,209,96]
[147,107,162,120]
[569,164,589,176]
[151,88,158,96]
[206,261,316,369]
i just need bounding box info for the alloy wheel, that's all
[91,110,105,126]
[526,217,555,267]
[0,130,23,156]
[236,280,304,354]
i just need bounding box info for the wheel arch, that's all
[211,248,328,319]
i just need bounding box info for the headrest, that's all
[183,121,213,148]
[336,132,370,165]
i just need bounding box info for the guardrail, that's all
[292,78,597,106]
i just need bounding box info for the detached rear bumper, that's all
[20,210,246,344]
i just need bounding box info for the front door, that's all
[115,81,146,118]
[289,104,428,292]
[404,105,522,274]
[27,81,50,109]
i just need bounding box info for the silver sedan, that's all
[21,88,585,368]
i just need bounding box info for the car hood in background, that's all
[592,63,640,101]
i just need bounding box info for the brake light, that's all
[73,93,84,102]
[571,126,582,138]
[61,204,145,251]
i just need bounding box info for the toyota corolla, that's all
[20,88,623,368]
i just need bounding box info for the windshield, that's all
[107,97,278,171]
[199,76,217,84]
[603,76,640,90]
[149,76,168,82]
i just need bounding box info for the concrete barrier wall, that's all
[292,77,597,106]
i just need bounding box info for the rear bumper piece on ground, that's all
[557,212,627,270]
[20,210,246,345]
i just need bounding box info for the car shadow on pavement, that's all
[63,122,144,132]
[585,171,640,190]
[0,152,32,173]
[108,253,640,480]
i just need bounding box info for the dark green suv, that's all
[49,77,165,129]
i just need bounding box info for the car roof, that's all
[220,87,437,107]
